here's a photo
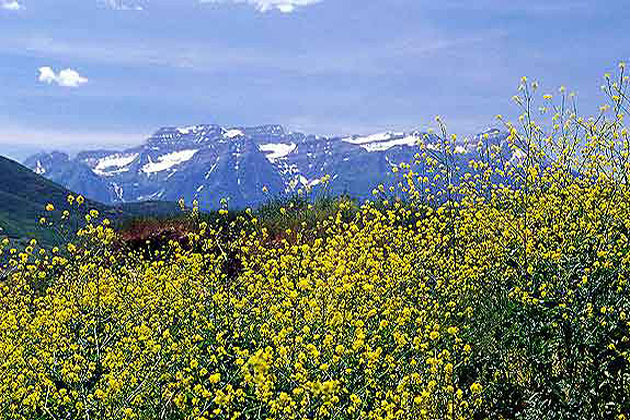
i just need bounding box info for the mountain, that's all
[24,124,509,210]
[0,156,179,246]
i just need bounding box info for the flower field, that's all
[2,71,630,419]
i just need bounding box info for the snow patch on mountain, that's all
[224,129,244,139]
[176,125,204,135]
[342,132,397,145]
[301,175,326,188]
[361,135,421,152]
[259,143,297,162]
[205,157,220,179]
[137,190,164,200]
[93,153,139,176]
[341,132,422,152]
[34,160,46,175]
[205,157,221,179]
[112,183,124,201]
[142,149,198,174]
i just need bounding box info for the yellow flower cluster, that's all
[0,194,481,419]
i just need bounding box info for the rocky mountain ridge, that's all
[24,124,507,209]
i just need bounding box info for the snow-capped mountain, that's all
[24,124,507,209]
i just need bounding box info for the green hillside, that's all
[0,156,179,246]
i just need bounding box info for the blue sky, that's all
[1,0,628,160]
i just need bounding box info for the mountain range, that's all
[24,124,508,210]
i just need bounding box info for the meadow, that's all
[2,70,630,419]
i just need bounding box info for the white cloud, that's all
[1,0,22,10]
[200,0,321,13]
[37,67,57,84]
[101,0,145,10]
[38,66,88,88]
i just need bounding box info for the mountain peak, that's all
[144,125,222,147]
[144,124,291,149]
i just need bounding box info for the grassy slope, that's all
[0,156,179,246]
